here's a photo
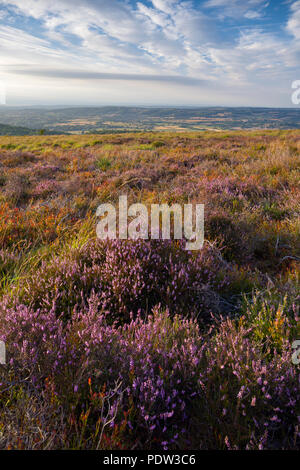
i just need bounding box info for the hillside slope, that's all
[0,123,59,136]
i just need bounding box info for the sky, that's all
[0,0,299,107]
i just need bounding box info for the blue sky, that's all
[0,0,299,106]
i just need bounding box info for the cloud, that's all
[0,24,70,66]
[1,0,151,43]
[10,67,208,86]
[287,0,300,39]
[203,0,269,19]
[0,0,298,106]
[0,0,220,75]
[151,0,177,15]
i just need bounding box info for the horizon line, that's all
[1,104,300,110]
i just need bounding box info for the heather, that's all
[0,131,299,449]
[0,306,298,449]
[14,239,230,323]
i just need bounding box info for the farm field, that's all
[0,130,299,450]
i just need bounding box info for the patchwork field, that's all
[0,130,299,449]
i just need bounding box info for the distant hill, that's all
[0,122,59,136]
[0,106,299,133]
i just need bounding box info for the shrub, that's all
[18,239,227,321]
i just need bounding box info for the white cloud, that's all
[204,0,269,19]
[244,10,263,19]
[137,3,169,28]
[287,0,300,39]
[151,0,177,15]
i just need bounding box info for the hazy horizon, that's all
[1,104,300,109]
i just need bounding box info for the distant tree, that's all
[40,129,45,135]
